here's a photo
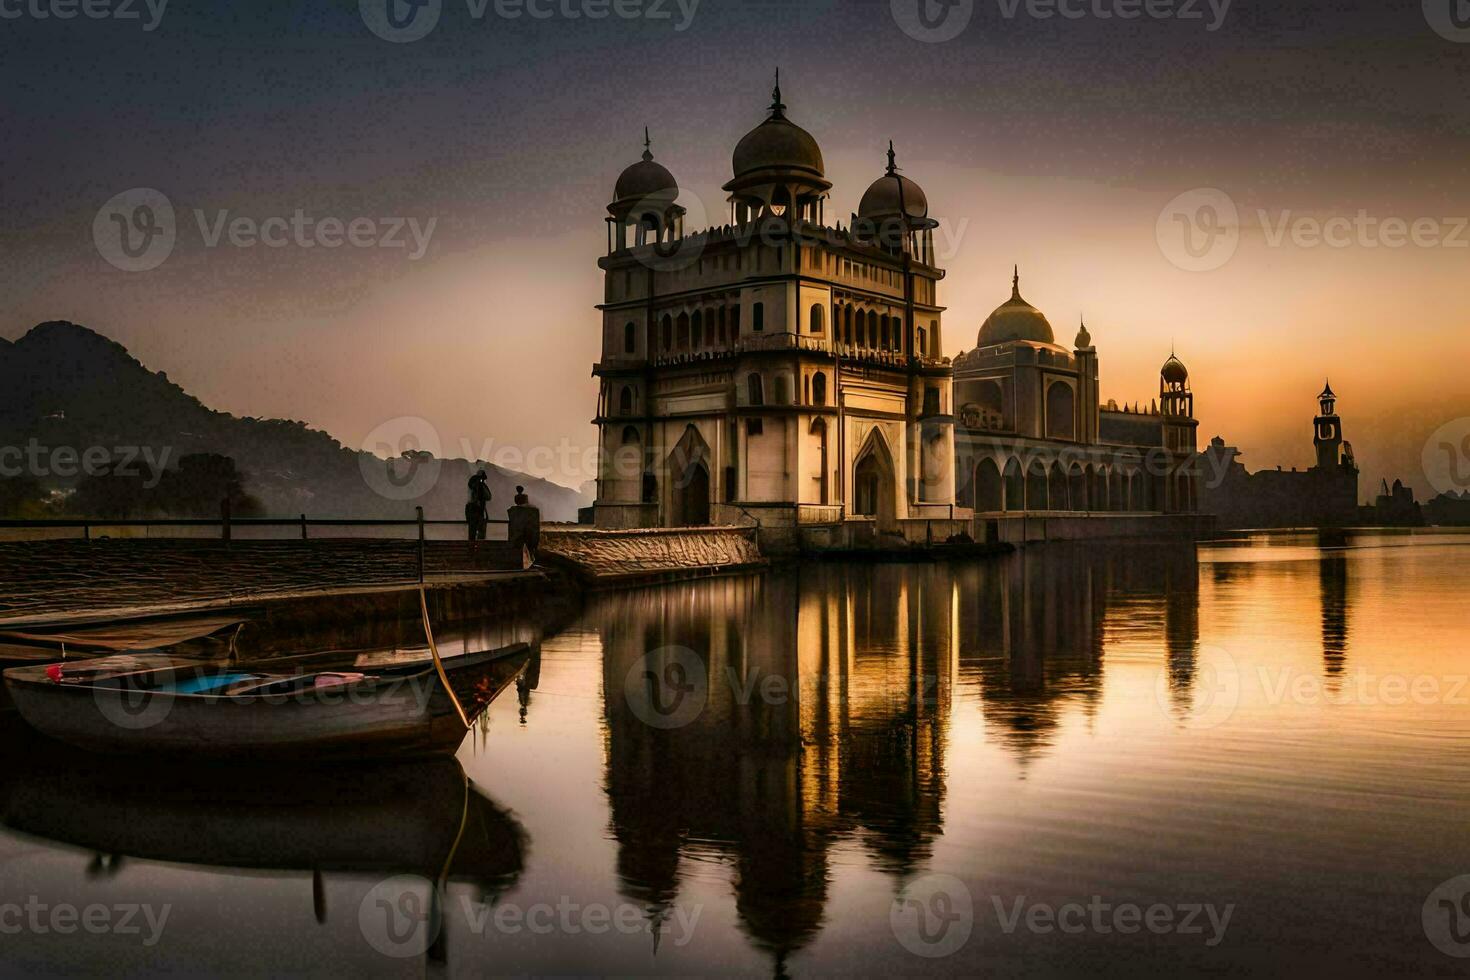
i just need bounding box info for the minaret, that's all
[1313,379,1344,470]
[1073,316,1098,444]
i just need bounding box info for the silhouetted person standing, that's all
[508,485,540,566]
[466,469,491,553]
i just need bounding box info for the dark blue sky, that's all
[2,0,1466,493]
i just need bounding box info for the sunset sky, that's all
[4,0,1467,497]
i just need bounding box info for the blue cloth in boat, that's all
[168,672,259,695]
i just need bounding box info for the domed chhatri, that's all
[1161,352,1189,384]
[858,142,935,225]
[1074,317,1093,350]
[724,71,832,198]
[609,128,679,215]
[977,268,1056,348]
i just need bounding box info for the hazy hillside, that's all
[0,321,581,521]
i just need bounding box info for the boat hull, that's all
[3,646,527,760]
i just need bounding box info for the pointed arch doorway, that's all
[668,424,712,527]
[852,429,898,531]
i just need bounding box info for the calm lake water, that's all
[3,530,1469,976]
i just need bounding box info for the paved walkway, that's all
[0,539,524,628]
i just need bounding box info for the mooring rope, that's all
[418,585,471,729]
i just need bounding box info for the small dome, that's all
[1162,354,1189,384]
[859,173,928,219]
[977,269,1056,347]
[615,155,677,203]
[1074,319,1092,350]
[610,131,678,212]
[859,145,928,220]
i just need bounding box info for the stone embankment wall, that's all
[540,526,765,585]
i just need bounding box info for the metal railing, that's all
[0,509,530,584]
[0,512,509,543]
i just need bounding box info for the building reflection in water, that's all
[1319,554,1351,689]
[589,543,1203,969]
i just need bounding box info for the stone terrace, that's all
[0,539,524,627]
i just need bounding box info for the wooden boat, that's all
[2,644,528,760]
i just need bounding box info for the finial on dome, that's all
[886,140,898,175]
[1012,265,1020,299]
[769,68,786,118]
[642,126,653,162]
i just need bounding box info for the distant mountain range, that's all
[0,321,583,521]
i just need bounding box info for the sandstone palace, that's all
[591,78,1200,550]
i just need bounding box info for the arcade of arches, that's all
[964,455,1197,514]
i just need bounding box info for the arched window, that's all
[624,322,636,355]
[621,425,640,445]
[690,310,702,348]
[1045,382,1076,440]
[812,373,827,406]
[747,373,764,406]
[676,313,690,350]
[916,326,926,357]
[774,374,791,405]
[752,302,765,332]
[810,304,824,334]
[880,316,891,350]
[661,315,672,351]
[619,386,634,415]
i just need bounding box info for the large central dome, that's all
[977,269,1056,347]
[724,74,830,197]
[732,113,825,182]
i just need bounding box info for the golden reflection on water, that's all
[478,530,1470,975]
[3,531,1468,975]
